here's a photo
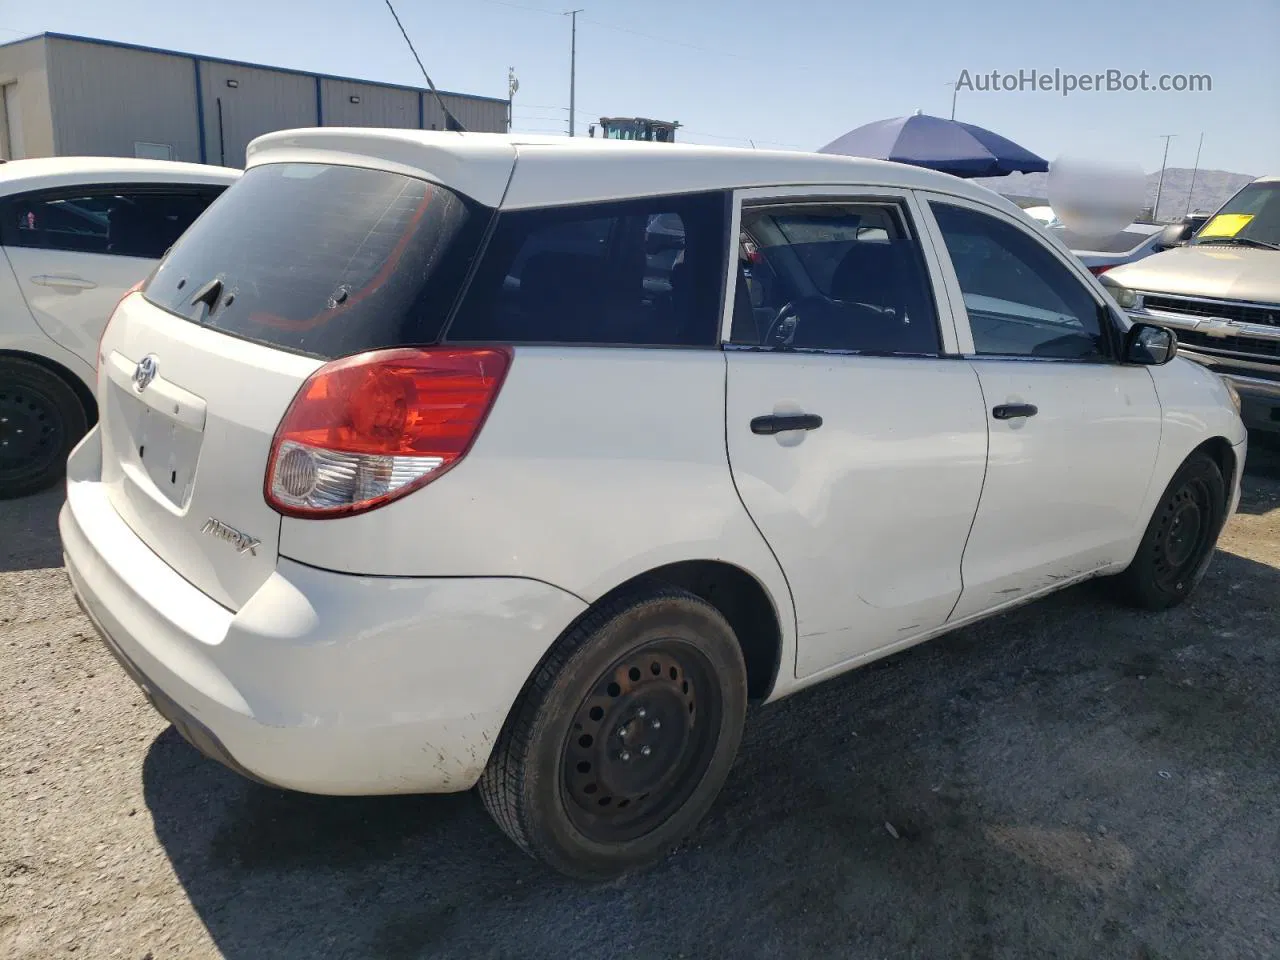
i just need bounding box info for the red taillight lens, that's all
[1088,264,1113,276]
[265,346,512,518]
[98,280,145,375]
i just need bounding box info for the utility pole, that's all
[1185,132,1204,217]
[1153,134,1176,222]
[507,67,519,133]
[945,82,958,120]
[565,9,583,137]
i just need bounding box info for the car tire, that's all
[1113,451,1226,611]
[0,357,88,500]
[478,583,748,880]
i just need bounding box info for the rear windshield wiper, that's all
[1194,236,1280,251]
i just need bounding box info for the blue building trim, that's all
[315,76,323,126]
[418,91,425,129]
[193,59,208,163]
[2,31,511,105]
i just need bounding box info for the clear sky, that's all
[3,0,1277,175]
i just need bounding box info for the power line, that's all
[382,0,466,132]
[578,16,758,63]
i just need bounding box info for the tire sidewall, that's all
[519,596,747,879]
[1128,454,1227,608]
[0,358,88,499]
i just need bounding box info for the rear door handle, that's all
[30,274,97,291]
[751,413,824,435]
[992,403,1038,420]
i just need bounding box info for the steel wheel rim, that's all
[0,385,64,476]
[1152,477,1214,591]
[560,639,721,843]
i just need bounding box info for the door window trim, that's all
[0,182,227,256]
[725,185,964,357]
[915,190,1126,363]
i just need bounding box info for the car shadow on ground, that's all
[0,487,65,573]
[1238,432,1280,516]
[143,543,1280,960]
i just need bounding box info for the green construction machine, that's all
[593,117,681,143]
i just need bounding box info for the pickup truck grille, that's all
[1175,328,1280,360]
[1144,295,1280,327]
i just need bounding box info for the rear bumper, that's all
[60,427,587,795]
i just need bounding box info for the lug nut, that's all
[651,719,661,730]
[637,707,647,718]
[620,751,631,762]
[640,745,652,757]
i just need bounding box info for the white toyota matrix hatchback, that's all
[61,130,1246,879]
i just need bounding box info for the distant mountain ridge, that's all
[974,168,1257,220]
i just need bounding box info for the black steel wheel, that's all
[0,357,88,499]
[561,642,720,844]
[479,585,747,880]
[1114,451,1227,610]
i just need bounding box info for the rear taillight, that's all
[265,346,512,518]
[1088,264,1113,276]
[98,280,145,375]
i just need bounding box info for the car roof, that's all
[0,157,240,196]
[246,128,1024,214]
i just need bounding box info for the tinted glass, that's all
[6,188,224,258]
[1191,180,1280,247]
[144,163,488,359]
[931,202,1108,360]
[732,202,941,354]
[446,192,728,346]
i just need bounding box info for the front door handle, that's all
[31,274,97,291]
[751,413,824,435]
[992,403,1038,420]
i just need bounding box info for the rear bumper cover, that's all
[60,428,587,795]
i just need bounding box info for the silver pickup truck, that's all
[1102,175,1280,433]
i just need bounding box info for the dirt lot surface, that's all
[2,443,1278,960]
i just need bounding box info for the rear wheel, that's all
[1113,452,1226,610]
[478,585,747,880]
[0,357,88,499]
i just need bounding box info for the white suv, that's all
[0,158,238,497]
[60,130,1246,879]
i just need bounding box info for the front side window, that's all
[930,202,1108,361]
[730,201,942,355]
[3,187,225,259]
[446,192,728,347]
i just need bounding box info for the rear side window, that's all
[3,186,225,258]
[143,163,488,359]
[446,192,729,346]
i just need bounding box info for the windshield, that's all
[1191,180,1280,248]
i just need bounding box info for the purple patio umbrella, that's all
[818,113,1048,178]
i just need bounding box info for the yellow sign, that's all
[1199,213,1254,238]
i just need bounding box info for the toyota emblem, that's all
[132,354,159,392]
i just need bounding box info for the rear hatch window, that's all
[143,162,490,359]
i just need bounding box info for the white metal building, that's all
[0,33,510,168]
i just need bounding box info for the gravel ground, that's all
[2,443,1278,960]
